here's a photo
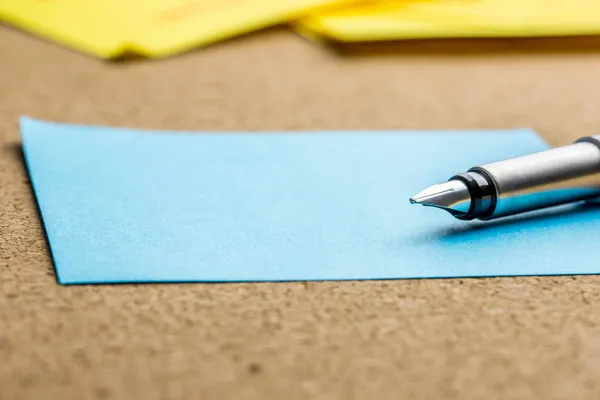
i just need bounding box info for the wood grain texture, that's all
[2,24,600,400]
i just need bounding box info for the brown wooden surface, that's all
[2,25,600,400]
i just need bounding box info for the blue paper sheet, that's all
[20,117,600,284]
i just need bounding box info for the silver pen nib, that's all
[410,179,472,216]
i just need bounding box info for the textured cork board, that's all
[2,25,600,400]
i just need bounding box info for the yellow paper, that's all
[0,0,345,58]
[128,0,346,58]
[297,0,600,42]
[0,0,126,58]
[421,0,600,35]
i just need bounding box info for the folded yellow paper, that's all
[1,0,344,58]
[128,0,347,58]
[297,0,600,42]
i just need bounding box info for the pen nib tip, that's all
[409,180,472,216]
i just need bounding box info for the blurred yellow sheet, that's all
[296,0,600,42]
[0,0,125,58]
[128,0,346,57]
[0,0,343,58]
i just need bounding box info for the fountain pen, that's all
[409,135,600,220]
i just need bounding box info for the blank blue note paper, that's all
[20,117,600,284]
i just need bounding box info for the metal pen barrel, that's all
[410,136,600,220]
[460,136,600,220]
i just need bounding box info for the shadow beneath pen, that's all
[429,201,600,243]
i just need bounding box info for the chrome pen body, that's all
[410,135,600,220]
